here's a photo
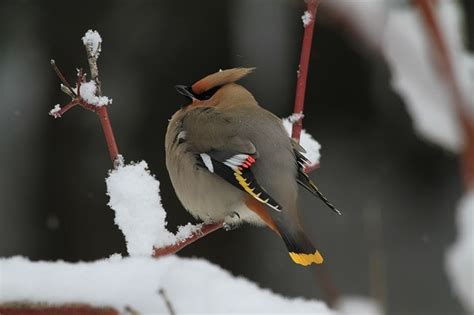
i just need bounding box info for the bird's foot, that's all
[223,212,241,231]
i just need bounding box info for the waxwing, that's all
[165,68,340,266]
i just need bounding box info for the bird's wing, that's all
[182,106,282,212]
[198,150,282,212]
[291,140,341,215]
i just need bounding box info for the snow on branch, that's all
[106,161,172,256]
[106,161,206,256]
[0,256,336,314]
[283,116,321,168]
[292,0,320,143]
[49,29,118,165]
[82,30,102,59]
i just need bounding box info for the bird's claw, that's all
[223,212,241,231]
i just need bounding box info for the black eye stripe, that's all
[196,85,221,100]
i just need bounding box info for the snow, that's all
[0,255,335,314]
[74,81,111,107]
[336,296,382,315]
[445,191,474,313]
[172,223,204,244]
[383,1,474,152]
[82,30,102,59]
[302,10,312,27]
[288,112,305,123]
[106,161,173,256]
[282,117,321,166]
[106,161,204,254]
[49,104,61,117]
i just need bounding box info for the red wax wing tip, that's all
[247,156,255,163]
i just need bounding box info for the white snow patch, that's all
[282,117,321,166]
[445,191,474,313]
[383,2,474,152]
[302,10,312,27]
[288,112,305,123]
[106,161,205,254]
[106,161,174,256]
[336,296,382,315]
[82,29,102,59]
[74,81,111,107]
[49,104,61,117]
[174,223,203,245]
[0,256,335,314]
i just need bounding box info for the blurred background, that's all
[0,0,472,314]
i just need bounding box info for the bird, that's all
[165,68,340,266]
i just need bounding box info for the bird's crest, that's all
[192,68,255,95]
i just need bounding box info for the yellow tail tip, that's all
[289,251,324,266]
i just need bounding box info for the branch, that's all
[413,0,474,188]
[291,1,342,307]
[0,304,119,315]
[50,30,120,167]
[153,222,224,257]
[291,0,320,142]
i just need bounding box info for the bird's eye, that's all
[196,86,221,101]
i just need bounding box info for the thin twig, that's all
[158,288,176,315]
[81,38,119,165]
[291,0,320,142]
[97,106,120,163]
[84,38,102,96]
[153,222,224,257]
[50,59,76,97]
[291,0,341,307]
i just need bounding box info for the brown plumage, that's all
[166,68,337,266]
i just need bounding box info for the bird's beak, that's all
[174,85,196,101]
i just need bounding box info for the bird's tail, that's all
[275,223,323,266]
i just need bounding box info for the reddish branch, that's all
[50,61,120,165]
[96,106,120,164]
[0,305,119,315]
[153,222,224,257]
[413,0,474,187]
[291,0,320,142]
